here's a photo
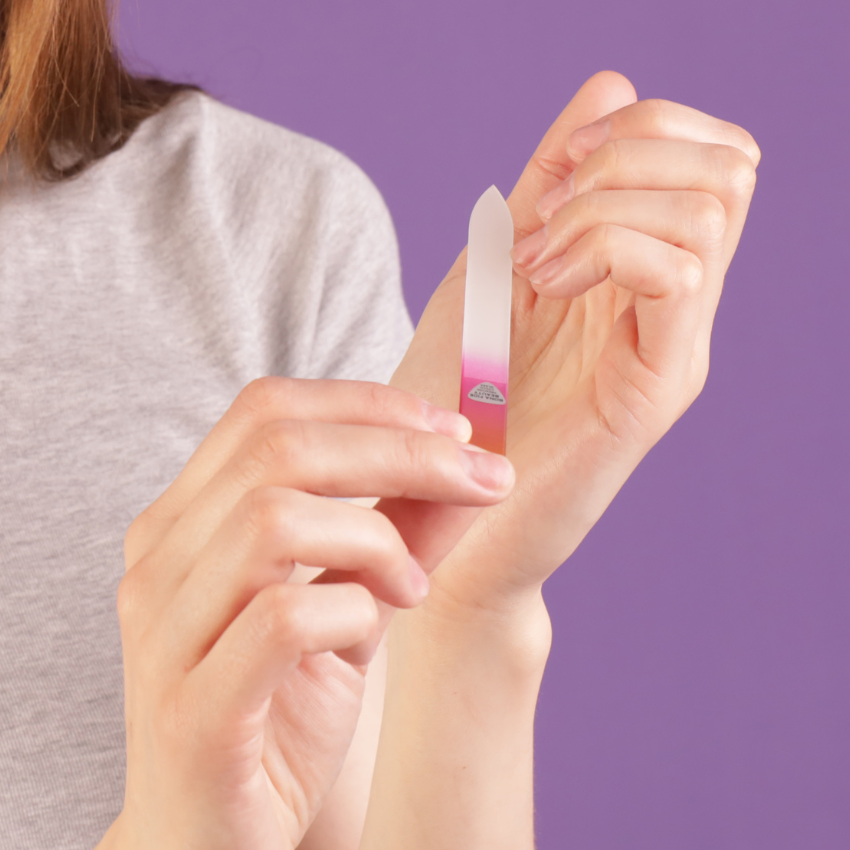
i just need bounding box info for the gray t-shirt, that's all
[0,90,415,849]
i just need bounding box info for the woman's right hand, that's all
[98,377,515,850]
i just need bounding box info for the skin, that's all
[97,379,515,850]
[389,70,759,611]
[98,70,759,849]
[358,70,760,849]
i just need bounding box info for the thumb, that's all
[507,70,638,237]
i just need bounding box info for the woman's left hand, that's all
[389,70,760,611]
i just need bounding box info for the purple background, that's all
[117,1,848,847]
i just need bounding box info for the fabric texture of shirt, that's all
[0,89,415,849]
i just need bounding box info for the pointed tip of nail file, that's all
[470,185,514,246]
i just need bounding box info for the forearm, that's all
[360,575,551,850]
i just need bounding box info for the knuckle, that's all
[395,427,431,481]
[362,381,417,425]
[347,582,381,633]
[358,589,381,633]
[363,381,394,421]
[691,191,727,245]
[242,419,306,484]
[745,132,762,168]
[677,251,704,297]
[124,511,153,566]
[574,188,604,222]
[241,486,298,544]
[259,584,302,647]
[727,150,758,196]
[588,139,625,186]
[365,511,408,570]
[725,123,761,168]
[116,565,146,626]
[600,138,622,172]
[236,376,295,422]
[709,144,757,197]
[586,223,618,281]
[591,222,617,255]
[641,98,672,132]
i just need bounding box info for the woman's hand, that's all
[97,377,514,850]
[391,70,760,611]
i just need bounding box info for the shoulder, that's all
[125,89,393,243]
[122,91,410,381]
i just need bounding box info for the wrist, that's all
[401,576,552,680]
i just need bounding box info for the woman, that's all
[0,0,760,848]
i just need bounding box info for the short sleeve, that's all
[303,156,415,385]
[181,93,415,386]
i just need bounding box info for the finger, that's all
[506,70,638,240]
[328,498,484,665]
[318,463,493,667]
[522,223,704,381]
[327,78,664,646]
[184,581,379,719]
[386,72,638,412]
[535,138,758,268]
[513,189,727,283]
[155,487,426,676]
[137,422,514,613]
[126,378,472,565]
[565,98,761,169]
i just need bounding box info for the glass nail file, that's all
[459,185,514,455]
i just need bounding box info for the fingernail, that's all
[511,225,549,268]
[459,447,514,492]
[537,173,575,222]
[422,403,472,442]
[568,120,609,159]
[529,256,564,288]
[408,555,430,601]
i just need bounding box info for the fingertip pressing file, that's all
[459,185,514,455]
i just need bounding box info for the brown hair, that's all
[0,0,201,182]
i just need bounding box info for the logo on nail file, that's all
[467,382,506,405]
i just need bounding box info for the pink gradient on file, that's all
[460,353,508,386]
[460,353,509,455]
